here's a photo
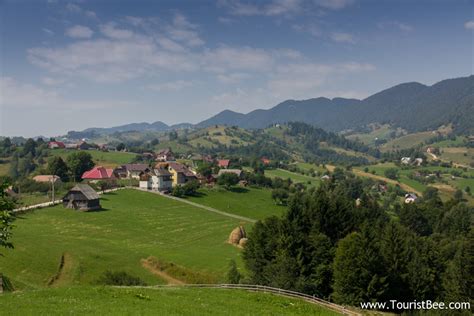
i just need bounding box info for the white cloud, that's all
[66,3,96,18]
[66,25,94,38]
[41,76,64,86]
[217,73,252,84]
[166,13,204,47]
[330,32,355,44]
[146,80,194,92]
[314,0,355,10]
[42,28,54,36]
[99,22,134,39]
[202,46,274,73]
[218,0,303,16]
[465,20,474,30]
[378,21,413,32]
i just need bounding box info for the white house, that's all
[404,193,418,204]
[139,167,173,192]
[401,157,412,165]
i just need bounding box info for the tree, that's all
[67,152,95,182]
[271,188,289,205]
[22,138,37,157]
[150,138,160,146]
[384,168,399,180]
[182,180,200,196]
[0,181,15,256]
[116,143,126,151]
[217,173,240,189]
[454,189,463,201]
[227,259,241,284]
[47,156,69,181]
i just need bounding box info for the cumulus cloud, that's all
[218,0,303,16]
[66,25,94,38]
[66,3,96,18]
[465,20,474,30]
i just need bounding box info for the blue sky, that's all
[1,0,473,137]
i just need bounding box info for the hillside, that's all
[199,76,474,134]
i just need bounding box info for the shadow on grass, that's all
[85,207,111,213]
[228,187,249,193]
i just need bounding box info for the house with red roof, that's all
[217,159,230,169]
[81,166,116,181]
[261,157,271,165]
[48,141,65,149]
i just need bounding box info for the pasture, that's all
[380,131,434,152]
[1,189,246,290]
[265,168,320,187]
[49,149,137,167]
[186,187,286,220]
[0,286,340,316]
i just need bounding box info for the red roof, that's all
[261,158,271,165]
[217,159,230,168]
[82,166,115,180]
[48,141,65,148]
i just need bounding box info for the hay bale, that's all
[228,226,246,244]
[238,238,248,247]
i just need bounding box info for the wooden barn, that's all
[62,184,101,211]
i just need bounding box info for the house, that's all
[81,166,115,181]
[217,169,243,178]
[33,175,61,184]
[401,157,412,165]
[404,193,418,204]
[48,141,65,149]
[62,184,101,211]
[217,159,230,169]
[414,158,423,166]
[65,143,78,149]
[139,167,173,192]
[321,175,331,181]
[116,164,150,179]
[159,162,197,186]
[156,148,175,162]
[77,141,90,150]
[261,157,271,165]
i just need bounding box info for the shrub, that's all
[97,270,146,286]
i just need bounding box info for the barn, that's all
[62,184,101,211]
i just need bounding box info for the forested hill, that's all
[199,75,474,135]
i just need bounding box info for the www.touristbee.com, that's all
[360,300,471,311]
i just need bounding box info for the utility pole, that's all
[51,175,55,202]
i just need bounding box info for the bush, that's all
[97,270,147,286]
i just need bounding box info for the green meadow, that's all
[265,168,320,187]
[186,187,286,220]
[1,189,245,290]
[0,286,340,316]
[49,149,137,167]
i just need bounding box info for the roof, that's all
[217,159,230,168]
[157,148,173,155]
[82,166,115,179]
[218,169,242,177]
[405,193,418,199]
[68,184,100,200]
[165,162,196,177]
[33,175,61,183]
[48,141,65,147]
[122,164,150,172]
[154,167,172,176]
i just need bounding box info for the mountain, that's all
[198,75,474,134]
[68,75,474,137]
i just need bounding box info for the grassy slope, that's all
[0,287,340,316]
[265,169,320,188]
[2,189,245,290]
[380,131,434,152]
[186,187,286,221]
[49,149,136,168]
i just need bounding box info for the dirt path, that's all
[141,258,184,285]
[48,252,74,287]
[135,188,256,223]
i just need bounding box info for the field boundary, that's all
[116,284,361,316]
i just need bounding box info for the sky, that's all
[0,0,473,137]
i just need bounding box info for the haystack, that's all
[238,238,248,247]
[228,226,246,245]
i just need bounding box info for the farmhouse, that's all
[115,164,150,179]
[261,157,271,165]
[156,148,175,162]
[62,184,101,211]
[77,141,91,150]
[401,157,412,165]
[82,166,115,181]
[48,141,65,149]
[217,169,243,178]
[139,167,173,192]
[404,193,418,204]
[33,175,61,184]
[217,159,230,169]
[158,162,197,186]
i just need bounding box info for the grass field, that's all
[380,131,435,152]
[0,286,340,315]
[1,189,246,290]
[49,149,137,168]
[439,147,474,166]
[294,162,327,173]
[186,187,286,220]
[346,124,397,146]
[265,168,320,187]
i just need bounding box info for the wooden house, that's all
[62,184,101,211]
